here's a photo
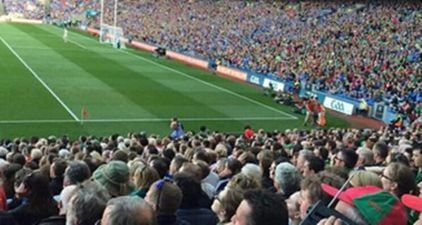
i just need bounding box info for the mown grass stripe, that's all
[0,35,79,121]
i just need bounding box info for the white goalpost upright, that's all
[99,0,125,49]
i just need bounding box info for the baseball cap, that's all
[321,184,407,225]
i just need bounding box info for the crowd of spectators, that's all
[0,122,420,225]
[3,0,44,20]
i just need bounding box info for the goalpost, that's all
[99,0,125,49]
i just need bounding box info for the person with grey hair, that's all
[66,180,110,225]
[63,161,91,187]
[240,163,262,184]
[355,149,375,168]
[274,162,301,198]
[100,196,156,225]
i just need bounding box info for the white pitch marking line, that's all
[0,117,295,124]
[57,26,298,120]
[13,46,87,52]
[68,39,87,49]
[0,36,80,122]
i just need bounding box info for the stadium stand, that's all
[0,1,421,225]
[4,0,44,20]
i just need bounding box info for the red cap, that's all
[244,128,254,139]
[321,184,381,206]
[401,194,422,212]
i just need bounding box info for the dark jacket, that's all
[36,216,66,225]
[4,199,58,225]
[0,213,17,225]
[157,214,191,225]
[4,203,44,225]
[261,176,274,189]
[49,177,64,196]
[176,208,218,225]
[215,177,230,193]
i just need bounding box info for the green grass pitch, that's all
[0,23,349,139]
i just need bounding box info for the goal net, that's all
[99,24,125,48]
[99,0,125,49]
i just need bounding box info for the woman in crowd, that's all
[131,164,160,198]
[0,171,58,225]
[381,162,417,198]
[211,188,243,225]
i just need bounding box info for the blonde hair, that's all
[134,166,160,189]
[129,160,147,178]
[227,173,261,190]
[183,148,195,161]
[350,171,382,188]
[215,144,228,158]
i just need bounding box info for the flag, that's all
[81,107,89,120]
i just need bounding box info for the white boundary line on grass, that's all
[68,40,87,49]
[0,36,80,122]
[53,26,298,120]
[12,46,86,51]
[0,117,295,124]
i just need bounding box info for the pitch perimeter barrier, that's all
[166,51,208,70]
[0,17,42,23]
[246,73,264,86]
[215,66,247,81]
[131,41,157,53]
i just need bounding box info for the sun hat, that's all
[93,160,133,197]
